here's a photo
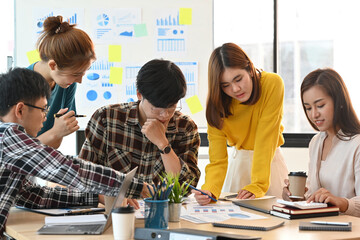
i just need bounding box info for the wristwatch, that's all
[159,144,171,154]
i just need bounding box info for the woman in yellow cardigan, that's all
[194,43,288,204]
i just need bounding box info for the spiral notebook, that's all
[299,221,352,231]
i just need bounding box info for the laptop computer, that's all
[232,196,277,214]
[37,167,138,235]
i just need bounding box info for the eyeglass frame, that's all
[149,100,182,115]
[23,103,50,115]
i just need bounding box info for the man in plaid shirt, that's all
[0,68,148,236]
[79,59,201,193]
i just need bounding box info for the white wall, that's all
[58,134,310,189]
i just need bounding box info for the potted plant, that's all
[160,173,193,222]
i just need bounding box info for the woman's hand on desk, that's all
[192,189,213,205]
[236,189,255,199]
[282,179,307,201]
[307,188,349,212]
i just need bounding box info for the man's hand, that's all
[52,108,79,137]
[141,119,168,149]
[125,198,140,210]
[141,182,152,198]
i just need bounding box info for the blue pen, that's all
[185,183,217,202]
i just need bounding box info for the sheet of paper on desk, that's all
[180,202,266,224]
[45,214,107,225]
[135,199,145,219]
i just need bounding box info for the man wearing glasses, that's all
[0,68,149,236]
[79,59,201,191]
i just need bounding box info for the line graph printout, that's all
[32,8,85,43]
[91,8,141,43]
[155,9,188,55]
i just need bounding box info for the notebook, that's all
[232,196,277,214]
[272,204,339,215]
[270,209,339,219]
[37,167,137,235]
[213,218,285,231]
[299,221,352,231]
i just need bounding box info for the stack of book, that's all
[270,199,339,219]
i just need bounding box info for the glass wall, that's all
[215,0,360,133]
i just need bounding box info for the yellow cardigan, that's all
[202,71,285,198]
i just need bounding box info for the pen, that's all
[54,114,87,118]
[310,221,350,226]
[185,183,217,202]
[67,209,93,214]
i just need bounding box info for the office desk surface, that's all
[5,207,360,240]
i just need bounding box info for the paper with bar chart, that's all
[155,9,188,55]
[32,8,85,43]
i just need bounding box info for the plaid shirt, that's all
[0,122,143,235]
[79,101,200,187]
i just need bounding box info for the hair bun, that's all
[42,16,73,35]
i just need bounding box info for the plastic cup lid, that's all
[288,171,307,177]
[112,206,135,213]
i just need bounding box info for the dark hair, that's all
[301,68,360,139]
[37,16,96,71]
[206,43,261,129]
[0,68,50,116]
[136,59,186,108]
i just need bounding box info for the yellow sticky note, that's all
[26,49,41,64]
[186,95,203,114]
[109,67,123,84]
[108,45,122,62]
[179,8,192,25]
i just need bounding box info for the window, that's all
[214,0,360,134]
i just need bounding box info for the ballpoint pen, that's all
[54,114,87,118]
[310,221,350,226]
[67,209,93,214]
[184,182,217,202]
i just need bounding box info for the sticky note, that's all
[109,67,123,84]
[108,45,122,62]
[179,8,192,25]
[186,95,203,114]
[134,24,148,37]
[26,50,41,64]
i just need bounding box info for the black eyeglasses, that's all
[24,103,50,115]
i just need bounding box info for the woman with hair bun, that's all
[28,15,96,148]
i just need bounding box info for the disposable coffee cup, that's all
[112,206,135,240]
[288,171,307,199]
